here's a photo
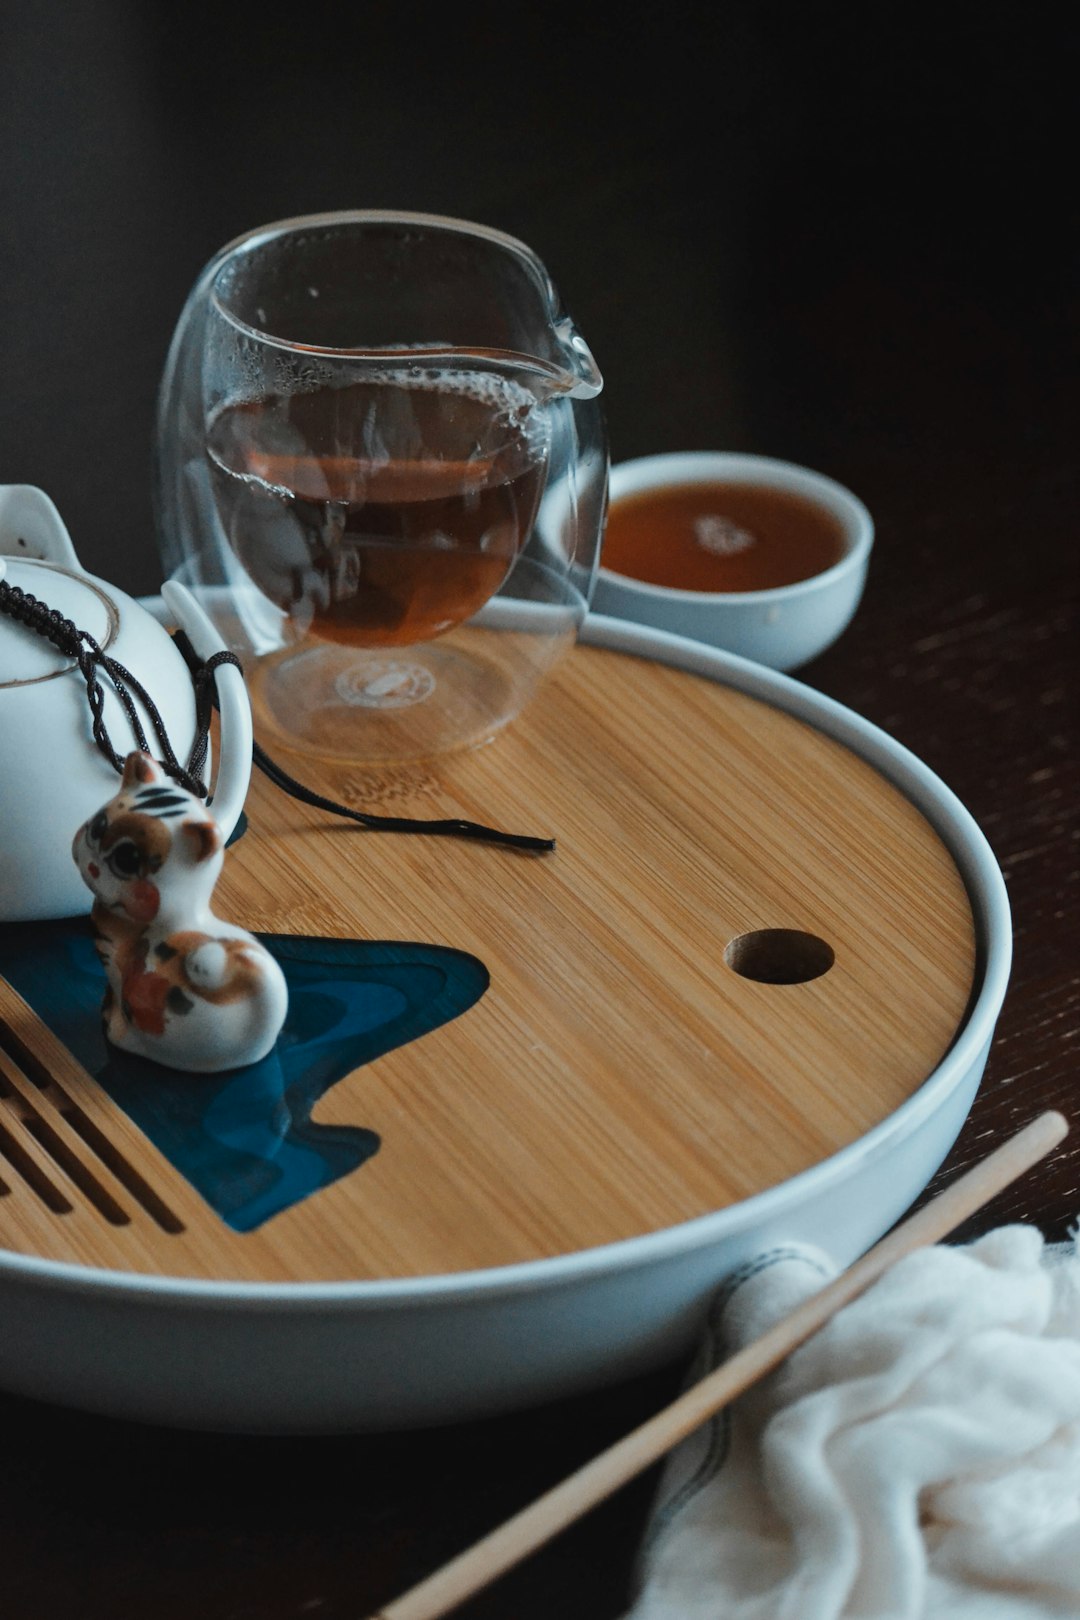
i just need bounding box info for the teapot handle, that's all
[160,581,252,841]
[0,485,82,567]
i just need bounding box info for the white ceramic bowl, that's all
[591,452,874,670]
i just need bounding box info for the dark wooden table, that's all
[0,8,1075,1617]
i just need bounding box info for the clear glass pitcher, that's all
[154,210,607,765]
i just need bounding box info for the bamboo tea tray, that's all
[0,618,1010,1431]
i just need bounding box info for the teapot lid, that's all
[0,558,118,687]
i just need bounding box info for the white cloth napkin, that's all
[623,1226,1080,1620]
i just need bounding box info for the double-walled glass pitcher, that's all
[155,211,608,765]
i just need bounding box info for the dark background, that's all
[0,5,1076,1618]
[2,4,1073,598]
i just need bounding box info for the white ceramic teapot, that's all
[0,485,252,923]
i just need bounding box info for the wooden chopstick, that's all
[367,1109,1069,1620]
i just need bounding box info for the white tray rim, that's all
[0,614,1011,1307]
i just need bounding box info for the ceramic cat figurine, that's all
[72,751,288,1073]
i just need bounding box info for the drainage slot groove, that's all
[59,1108,185,1234]
[1,1015,186,1235]
[0,1115,73,1213]
[19,1114,131,1226]
[0,1020,54,1090]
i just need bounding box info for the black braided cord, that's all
[0,576,554,851]
[0,577,212,795]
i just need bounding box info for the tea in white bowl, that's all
[592,452,873,671]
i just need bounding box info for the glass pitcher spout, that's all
[200,210,604,403]
[434,328,602,404]
[548,317,604,400]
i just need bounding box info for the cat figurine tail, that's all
[72,750,288,1074]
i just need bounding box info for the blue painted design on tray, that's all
[0,921,488,1231]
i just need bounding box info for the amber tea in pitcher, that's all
[207,370,550,648]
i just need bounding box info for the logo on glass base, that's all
[334,658,436,708]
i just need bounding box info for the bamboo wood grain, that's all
[0,642,977,1280]
[368,1110,1069,1620]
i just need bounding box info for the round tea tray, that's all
[0,617,1009,1431]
